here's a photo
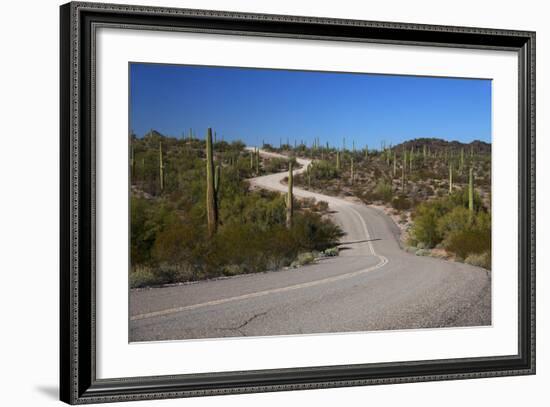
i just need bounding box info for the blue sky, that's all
[130,63,491,147]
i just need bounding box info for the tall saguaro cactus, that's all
[468,167,474,216]
[402,149,406,192]
[449,162,453,194]
[350,158,354,185]
[206,128,218,237]
[336,150,340,170]
[159,140,164,192]
[130,139,135,180]
[286,161,294,229]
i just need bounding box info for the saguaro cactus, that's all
[336,150,340,170]
[159,140,164,192]
[350,158,354,185]
[206,128,218,237]
[468,167,474,215]
[449,162,453,193]
[402,149,406,192]
[130,139,135,180]
[286,161,294,229]
[365,145,368,161]
[393,151,397,177]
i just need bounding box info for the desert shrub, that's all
[437,206,470,239]
[314,200,330,213]
[372,180,393,202]
[444,214,491,260]
[410,204,443,248]
[155,263,197,284]
[152,220,205,266]
[291,252,315,267]
[300,197,316,209]
[310,160,339,180]
[324,247,339,257]
[392,194,412,210]
[221,264,245,276]
[290,211,344,252]
[465,251,491,269]
[130,265,158,288]
[263,157,295,174]
[411,190,491,258]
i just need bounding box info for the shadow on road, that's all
[338,238,381,245]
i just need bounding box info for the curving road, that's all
[130,150,491,341]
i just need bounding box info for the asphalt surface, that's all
[130,150,491,341]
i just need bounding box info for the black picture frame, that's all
[60,2,536,404]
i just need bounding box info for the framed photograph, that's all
[60,1,535,404]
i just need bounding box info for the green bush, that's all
[373,180,393,202]
[324,247,339,257]
[437,206,470,239]
[130,265,158,288]
[410,190,490,256]
[309,160,339,180]
[392,194,412,210]
[291,252,315,268]
[465,251,491,269]
[445,223,490,260]
[410,204,443,248]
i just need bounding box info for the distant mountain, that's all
[393,138,491,154]
[141,129,164,139]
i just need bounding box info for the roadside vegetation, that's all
[130,130,342,288]
[284,137,491,269]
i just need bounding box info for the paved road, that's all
[130,150,491,341]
